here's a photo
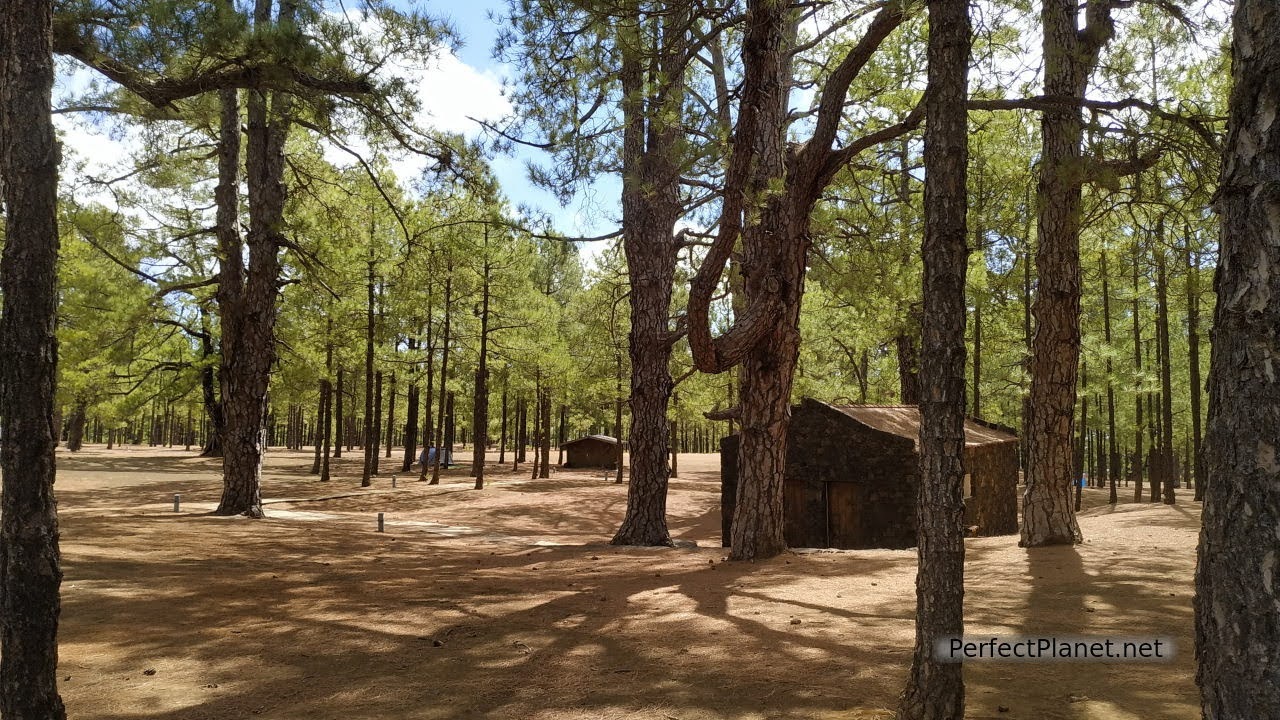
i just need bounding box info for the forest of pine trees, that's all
[0,0,1276,717]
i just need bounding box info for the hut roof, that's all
[823,402,1017,447]
[562,434,619,448]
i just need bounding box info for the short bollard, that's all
[173,494,181,513]
[392,475,397,488]
[377,512,385,533]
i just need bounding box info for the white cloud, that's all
[414,51,510,136]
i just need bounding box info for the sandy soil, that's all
[53,445,1200,719]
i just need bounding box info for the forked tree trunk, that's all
[0,0,67,713]
[1021,0,1115,546]
[610,16,683,546]
[216,40,287,517]
[898,0,970,713]
[1195,3,1280,713]
[688,0,910,562]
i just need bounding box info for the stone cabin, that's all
[561,435,619,469]
[720,399,1019,550]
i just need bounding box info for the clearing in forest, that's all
[57,447,1197,720]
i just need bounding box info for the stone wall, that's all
[721,399,919,549]
[964,441,1019,536]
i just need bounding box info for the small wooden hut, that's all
[561,435,619,469]
[721,399,1019,550]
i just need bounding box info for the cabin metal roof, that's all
[821,402,1018,447]
[562,434,619,447]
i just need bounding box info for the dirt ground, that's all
[53,445,1200,720]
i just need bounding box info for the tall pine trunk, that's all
[430,271,452,485]
[361,243,377,487]
[1021,0,1115,546]
[0,0,67,712]
[1186,243,1204,499]
[898,0,970,713]
[472,245,491,489]
[610,13,684,546]
[1195,2,1280,713]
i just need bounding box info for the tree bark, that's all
[498,376,508,465]
[539,388,551,479]
[1131,240,1144,500]
[66,400,87,452]
[610,11,684,546]
[333,367,344,459]
[402,336,420,473]
[1155,243,1175,504]
[1195,2,1280,713]
[310,379,326,474]
[385,371,396,459]
[472,242,491,489]
[898,0,970,714]
[1186,242,1204,500]
[0,0,68,712]
[1021,0,1115,546]
[1101,251,1119,504]
[199,309,224,457]
[430,271,452,485]
[361,242,377,487]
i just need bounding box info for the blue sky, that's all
[54,0,622,250]
[417,0,622,243]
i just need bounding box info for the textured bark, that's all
[610,10,683,546]
[556,404,566,466]
[1186,244,1204,499]
[498,378,508,464]
[199,314,224,457]
[539,389,551,479]
[310,379,326,474]
[213,0,295,517]
[972,295,982,416]
[430,272,452,485]
[898,0,969,714]
[66,401,87,452]
[384,372,395,459]
[472,246,491,490]
[1101,251,1119,504]
[687,0,912,562]
[0,0,67,713]
[1131,241,1144,500]
[361,246,377,487]
[418,315,435,480]
[1195,2,1280,714]
[897,332,922,404]
[369,370,383,476]
[1021,0,1115,546]
[401,336,420,473]
[333,367,344,459]
[1155,247,1175,504]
